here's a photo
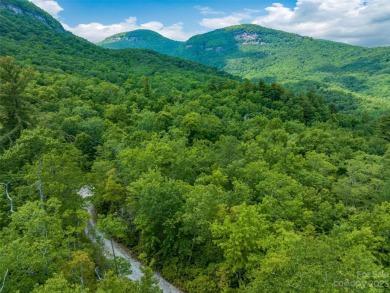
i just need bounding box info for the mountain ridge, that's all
[99,24,390,113]
[0,0,230,84]
[99,29,181,55]
[1,2,390,293]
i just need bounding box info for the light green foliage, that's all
[211,204,271,274]
[96,271,137,293]
[244,235,388,292]
[0,2,389,292]
[0,199,67,292]
[97,213,129,276]
[178,184,225,259]
[64,250,96,290]
[97,213,127,240]
[332,152,385,206]
[119,138,175,182]
[101,173,127,212]
[96,269,162,293]
[33,273,85,293]
[137,266,162,293]
[8,146,85,213]
[127,170,189,254]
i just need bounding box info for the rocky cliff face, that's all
[0,1,65,32]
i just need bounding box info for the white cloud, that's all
[28,0,63,18]
[197,0,390,46]
[63,17,192,43]
[199,9,259,29]
[195,6,224,16]
[200,15,243,29]
[252,0,390,47]
[27,0,193,42]
[28,0,390,47]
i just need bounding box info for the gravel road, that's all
[79,187,182,293]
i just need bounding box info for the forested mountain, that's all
[100,25,390,116]
[0,0,229,84]
[98,30,181,55]
[0,1,389,293]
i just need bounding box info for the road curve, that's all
[79,187,182,293]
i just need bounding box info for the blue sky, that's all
[29,0,390,47]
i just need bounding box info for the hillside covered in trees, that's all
[100,25,390,117]
[0,0,389,292]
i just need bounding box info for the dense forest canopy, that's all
[100,25,390,118]
[0,0,389,292]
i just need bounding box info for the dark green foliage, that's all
[0,56,35,148]
[377,114,390,142]
[0,0,65,32]
[0,1,389,292]
[100,24,390,117]
[0,0,230,85]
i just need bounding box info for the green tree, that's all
[127,170,188,255]
[0,57,35,148]
[96,269,162,293]
[332,153,384,207]
[32,273,84,293]
[178,184,225,262]
[97,213,128,275]
[96,271,137,293]
[20,148,85,210]
[143,77,151,98]
[0,199,67,292]
[377,114,390,142]
[211,204,271,277]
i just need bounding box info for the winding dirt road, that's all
[79,187,182,293]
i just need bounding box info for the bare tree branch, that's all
[0,182,14,213]
[36,156,44,202]
[0,269,9,293]
[95,267,102,281]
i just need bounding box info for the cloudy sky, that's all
[29,0,390,47]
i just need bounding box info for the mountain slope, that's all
[100,25,390,112]
[99,29,181,55]
[0,0,229,84]
[0,0,65,32]
[1,1,390,293]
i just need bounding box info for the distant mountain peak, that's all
[98,29,181,54]
[100,29,181,43]
[97,23,389,103]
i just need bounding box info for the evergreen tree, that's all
[0,57,35,149]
